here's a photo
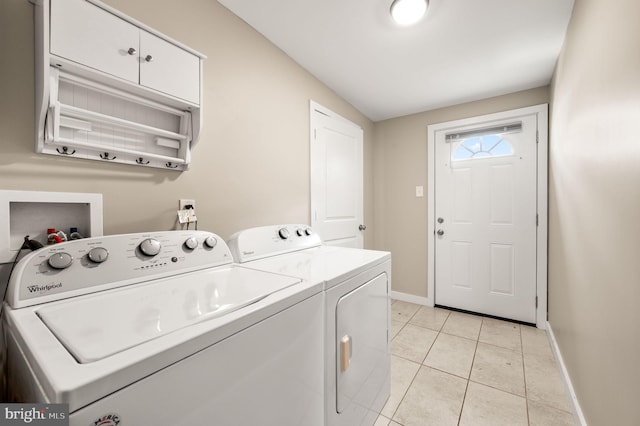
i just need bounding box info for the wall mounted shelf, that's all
[34,0,206,171]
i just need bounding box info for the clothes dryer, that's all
[228,224,391,426]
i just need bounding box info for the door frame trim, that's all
[426,104,548,329]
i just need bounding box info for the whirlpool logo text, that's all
[27,283,62,294]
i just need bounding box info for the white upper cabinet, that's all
[49,0,201,105]
[36,0,206,171]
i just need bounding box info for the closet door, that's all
[139,31,200,104]
[50,0,139,83]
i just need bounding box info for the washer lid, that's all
[37,266,300,363]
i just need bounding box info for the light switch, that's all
[416,186,424,197]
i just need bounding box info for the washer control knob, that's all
[278,228,290,240]
[204,236,217,249]
[296,228,304,237]
[48,252,73,269]
[305,227,313,236]
[184,237,198,250]
[87,247,109,263]
[139,238,161,256]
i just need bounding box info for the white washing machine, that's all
[3,230,325,426]
[227,224,391,426]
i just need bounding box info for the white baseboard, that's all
[546,321,588,426]
[390,291,433,307]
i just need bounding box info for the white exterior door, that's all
[434,112,538,323]
[310,102,364,248]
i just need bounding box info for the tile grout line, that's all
[457,317,482,425]
[519,324,531,425]
[387,358,421,424]
[465,378,527,400]
[390,304,454,425]
[387,303,424,425]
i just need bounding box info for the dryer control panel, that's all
[227,224,322,263]
[7,231,232,308]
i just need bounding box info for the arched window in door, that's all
[452,134,514,161]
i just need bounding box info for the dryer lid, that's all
[37,266,300,363]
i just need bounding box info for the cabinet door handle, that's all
[127,47,136,55]
[145,55,153,62]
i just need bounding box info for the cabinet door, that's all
[50,0,139,83]
[139,31,200,104]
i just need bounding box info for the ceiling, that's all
[217,0,575,122]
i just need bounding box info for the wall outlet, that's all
[415,186,424,197]
[177,209,197,224]
[177,199,197,224]
[179,199,195,210]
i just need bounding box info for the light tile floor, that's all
[376,300,575,426]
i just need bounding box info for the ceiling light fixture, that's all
[390,0,428,26]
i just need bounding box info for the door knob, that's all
[437,217,444,224]
[437,229,444,236]
[359,224,367,231]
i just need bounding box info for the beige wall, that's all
[0,0,375,245]
[549,0,640,424]
[373,87,549,297]
[5,0,637,422]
